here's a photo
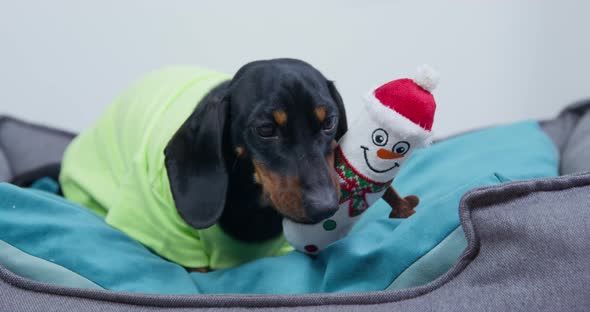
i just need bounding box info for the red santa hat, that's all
[364,65,439,141]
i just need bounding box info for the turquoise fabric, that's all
[0,182,200,294]
[387,226,467,290]
[197,174,507,294]
[0,240,102,290]
[0,121,558,294]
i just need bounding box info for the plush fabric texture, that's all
[58,67,291,269]
[282,145,395,254]
[283,73,438,254]
[373,78,436,131]
[0,120,557,295]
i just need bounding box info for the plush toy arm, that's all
[383,186,419,219]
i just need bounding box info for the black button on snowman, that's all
[283,65,439,254]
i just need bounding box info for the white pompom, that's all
[412,64,439,92]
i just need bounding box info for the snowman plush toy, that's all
[283,65,439,254]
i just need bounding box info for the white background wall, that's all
[1,0,589,137]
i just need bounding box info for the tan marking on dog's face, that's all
[252,160,305,222]
[331,139,338,150]
[235,146,246,158]
[314,106,327,123]
[273,110,288,126]
[327,140,341,199]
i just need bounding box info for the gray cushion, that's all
[0,149,10,182]
[562,110,590,174]
[0,116,74,182]
[540,99,590,175]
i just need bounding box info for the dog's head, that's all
[165,59,347,231]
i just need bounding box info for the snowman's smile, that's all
[361,146,399,173]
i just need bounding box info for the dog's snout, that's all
[304,191,339,223]
[307,206,338,223]
[295,149,341,223]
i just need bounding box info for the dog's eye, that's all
[256,125,277,138]
[322,116,336,131]
[392,141,411,155]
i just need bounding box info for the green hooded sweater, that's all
[59,66,293,269]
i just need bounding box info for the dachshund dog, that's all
[11,59,416,271]
[165,59,349,242]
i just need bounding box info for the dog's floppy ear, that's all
[164,89,229,229]
[327,80,348,140]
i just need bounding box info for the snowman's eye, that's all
[371,128,388,146]
[393,141,411,155]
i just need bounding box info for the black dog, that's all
[11,59,416,270]
[165,58,348,243]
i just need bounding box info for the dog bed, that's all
[1,100,590,311]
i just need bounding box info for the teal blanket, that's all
[0,121,558,294]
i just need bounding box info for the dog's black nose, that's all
[307,206,338,223]
[298,154,340,223]
[304,192,339,223]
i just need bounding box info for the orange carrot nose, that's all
[377,148,404,160]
